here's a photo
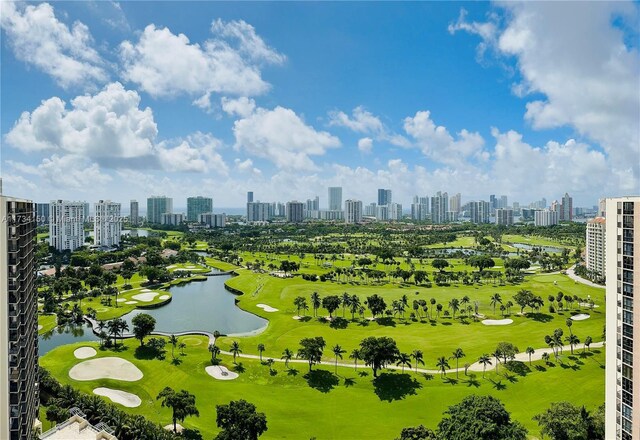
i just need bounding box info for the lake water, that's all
[39,270,267,355]
[510,243,564,253]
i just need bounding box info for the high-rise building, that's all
[377,189,392,206]
[430,191,449,224]
[147,196,173,224]
[1,196,39,440]
[130,200,139,226]
[499,195,508,209]
[247,202,273,222]
[187,196,213,222]
[449,193,461,213]
[286,201,304,223]
[561,192,573,222]
[364,203,377,217]
[199,213,226,228]
[305,196,320,217]
[489,194,497,210]
[470,201,491,224]
[534,209,559,227]
[345,199,363,224]
[82,202,90,220]
[599,198,607,217]
[586,217,606,282]
[328,187,343,211]
[605,197,639,440]
[247,191,254,203]
[411,196,429,221]
[375,205,389,221]
[161,213,184,225]
[49,200,85,251]
[389,203,402,221]
[495,208,513,226]
[94,200,122,248]
[35,203,49,226]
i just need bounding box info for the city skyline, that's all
[2,2,638,206]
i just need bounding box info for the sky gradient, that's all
[1,1,638,208]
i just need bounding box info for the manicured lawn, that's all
[502,234,574,249]
[38,314,57,335]
[41,337,605,440]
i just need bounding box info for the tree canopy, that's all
[215,399,268,440]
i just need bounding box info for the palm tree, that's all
[448,298,460,319]
[266,358,275,373]
[542,352,551,365]
[492,351,500,372]
[526,346,535,365]
[396,353,412,373]
[478,354,492,378]
[281,348,294,368]
[178,341,186,356]
[349,295,361,320]
[349,349,362,371]
[169,335,178,359]
[257,343,265,362]
[490,293,502,315]
[332,344,346,374]
[341,292,351,317]
[411,349,425,373]
[156,387,199,434]
[429,298,436,320]
[460,296,470,316]
[450,348,465,379]
[584,336,593,352]
[436,303,443,320]
[436,356,450,377]
[230,341,242,363]
[566,318,573,335]
[310,291,321,317]
[566,334,580,354]
[293,296,307,317]
[208,343,220,363]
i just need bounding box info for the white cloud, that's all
[329,106,410,147]
[119,20,283,101]
[5,82,157,159]
[403,110,485,164]
[0,1,107,88]
[221,97,256,118]
[157,132,228,174]
[451,2,640,189]
[358,137,373,153]
[233,106,341,170]
[234,158,262,176]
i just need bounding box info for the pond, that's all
[509,243,565,254]
[39,270,268,355]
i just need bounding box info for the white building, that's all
[534,209,559,227]
[94,200,121,248]
[496,208,513,226]
[345,199,363,224]
[449,193,461,213]
[389,203,402,221]
[49,200,85,251]
[199,213,226,228]
[247,202,273,222]
[318,210,344,221]
[430,191,448,224]
[470,201,490,224]
[585,217,606,281]
[605,197,639,440]
[161,213,184,226]
[411,196,429,221]
[286,201,305,223]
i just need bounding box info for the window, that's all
[622,390,633,406]
[623,243,634,256]
[623,270,634,283]
[622,378,632,393]
[622,364,633,379]
[623,324,634,338]
[623,310,634,325]
[623,202,635,214]
[623,350,633,365]
[623,283,634,298]
[623,337,633,351]
[622,404,632,420]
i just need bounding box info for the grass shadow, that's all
[442,377,458,386]
[304,370,339,393]
[233,363,246,373]
[375,317,396,327]
[358,371,369,377]
[526,313,553,323]
[134,345,165,360]
[441,322,453,326]
[343,377,356,387]
[422,373,435,381]
[462,378,481,388]
[298,316,312,322]
[170,357,182,366]
[373,373,422,402]
[287,368,299,377]
[329,317,349,329]
[503,373,518,384]
[534,365,547,372]
[504,361,531,377]
[489,379,506,390]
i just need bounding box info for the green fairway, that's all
[41,336,604,440]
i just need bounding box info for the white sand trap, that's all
[131,292,158,302]
[94,387,141,408]
[579,302,599,308]
[38,325,43,330]
[205,365,239,380]
[159,294,170,300]
[482,319,513,326]
[571,314,590,321]
[293,315,303,320]
[125,301,138,305]
[74,347,97,359]
[116,298,127,302]
[256,303,279,312]
[164,424,183,433]
[69,357,143,381]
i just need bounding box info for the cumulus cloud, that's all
[234,158,262,175]
[221,97,256,118]
[0,1,107,88]
[450,2,640,189]
[329,106,410,147]
[358,137,373,153]
[119,20,284,102]
[6,154,111,189]
[5,82,157,159]
[403,110,486,164]
[157,132,228,174]
[233,106,341,170]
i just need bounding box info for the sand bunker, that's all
[131,292,158,302]
[69,357,143,381]
[482,319,513,326]
[256,303,279,312]
[74,347,97,359]
[164,424,183,433]
[125,301,138,305]
[293,315,303,320]
[94,387,141,408]
[38,325,43,330]
[116,298,127,302]
[205,365,239,380]
[571,314,590,321]
[141,288,152,292]
[159,294,170,300]
[578,302,599,308]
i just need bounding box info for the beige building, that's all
[39,409,117,440]
[586,217,606,282]
[605,197,640,440]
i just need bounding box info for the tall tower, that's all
[561,192,573,222]
[1,196,39,440]
[328,187,343,211]
[345,199,363,224]
[377,189,392,206]
[130,200,139,226]
[49,200,85,252]
[187,196,213,222]
[605,197,640,440]
[146,196,173,224]
[94,200,122,248]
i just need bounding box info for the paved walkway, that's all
[217,341,605,375]
[565,265,605,289]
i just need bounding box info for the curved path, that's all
[565,265,605,289]
[216,341,604,375]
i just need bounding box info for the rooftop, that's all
[40,410,117,440]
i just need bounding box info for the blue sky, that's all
[1,1,638,209]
